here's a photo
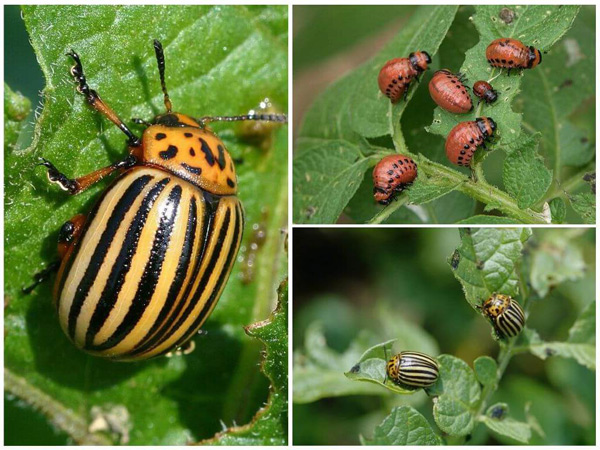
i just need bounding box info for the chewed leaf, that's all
[449,227,531,307]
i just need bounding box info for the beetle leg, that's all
[22,260,61,294]
[67,50,140,146]
[38,155,136,195]
[57,214,87,260]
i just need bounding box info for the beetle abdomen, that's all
[55,167,243,360]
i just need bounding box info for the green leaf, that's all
[449,227,531,307]
[5,5,287,445]
[202,281,288,445]
[549,197,566,224]
[570,193,596,224]
[4,83,32,151]
[523,303,595,370]
[521,9,595,173]
[474,356,497,387]
[428,355,481,436]
[292,141,374,223]
[344,340,415,395]
[427,5,580,149]
[502,134,552,209]
[293,324,384,403]
[293,6,458,224]
[529,229,586,297]
[457,215,521,224]
[480,404,531,443]
[408,175,462,204]
[360,406,442,445]
[348,6,458,138]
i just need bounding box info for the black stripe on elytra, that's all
[216,145,226,170]
[181,162,202,175]
[128,191,215,356]
[174,201,244,349]
[159,145,178,160]
[67,174,153,339]
[157,203,234,351]
[129,194,198,355]
[90,184,182,351]
[155,133,167,140]
[82,178,170,347]
[227,178,235,188]
[199,138,215,166]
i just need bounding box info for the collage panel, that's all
[293,227,596,445]
[4,4,288,446]
[293,5,595,225]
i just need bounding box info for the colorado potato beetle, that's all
[480,293,525,339]
[445,117,496,167]
[33,40,287,361]
[372,154,417,205]
[473,80,498,105]
[378,51,431,103]
[428,69,473,114]
[486,38,542,74]
[386,351,439,388]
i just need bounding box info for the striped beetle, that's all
[30,40,286,361]
[480,293,525,339]
[385,349,439,389]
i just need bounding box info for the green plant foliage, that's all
[428,355,481,436]
[529,229,586,297]
[293,5,459,224]
[201,282,288,445]
[293,5,594,224]
[474,356,497,387]
[4,83,31,150]
[481,404,531,443]
[523,301,595,370]
[294,324,384,403]
[360,406,442,445]
[323,227,595,445]
[5,5,287,445]
[449,227,531,307]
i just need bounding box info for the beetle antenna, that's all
[198,113,287,127]
[153,39,172,113]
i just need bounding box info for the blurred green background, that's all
[293,228,595,445]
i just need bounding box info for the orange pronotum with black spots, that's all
[33,40,286,361]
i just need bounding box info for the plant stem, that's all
[536,162,595,209]
[368,195,410,224]
[416,156,548,224]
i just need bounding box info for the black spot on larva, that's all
[159,145,178,160]
[508,60,513,65]
[387,170,394,175]
[398,75,403,80]
[460,150,466,155]
[199,138,215,166]
[464,144,470,149]
[501,59,507,63]
[393,163,398,168]
[399,160,404,165]
[189,148,196,156]
[451,79,457,83]
[392,79,398,84]
[181,162,202,175]
[184,132,193,138]
[155,133,167,140]
[469,138,474,144]
[227,178,235,188]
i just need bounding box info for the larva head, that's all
[476,117,497,138]
[528,46,542,68]
[409,51,431,73]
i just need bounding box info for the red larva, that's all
[428,69,473,114]
[486,38,542,73]
[378,51,431,103]
[373,154,417,205]
[445,117,496,167]
[473,81,498,105]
